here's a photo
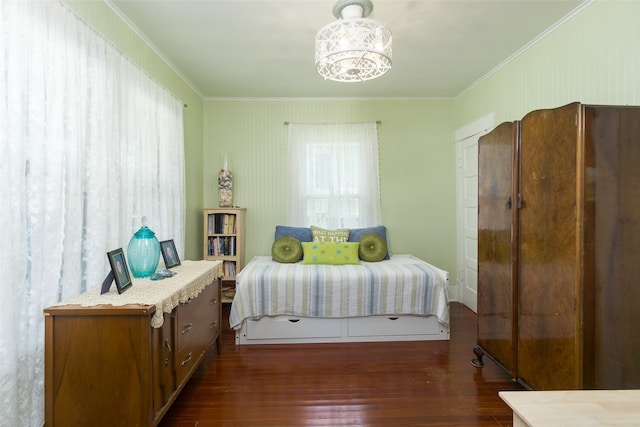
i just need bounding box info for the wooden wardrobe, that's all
[473,102,640,391]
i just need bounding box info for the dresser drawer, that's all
[176,280,220,381]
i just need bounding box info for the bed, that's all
[230,254,450,345]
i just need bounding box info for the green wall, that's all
[69,0,640,292]
[454,0,640,126]
[204,100,456,276]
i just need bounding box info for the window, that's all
[287,123,382,228]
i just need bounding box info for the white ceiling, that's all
[107,0,587,99]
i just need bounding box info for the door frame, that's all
[454,113,494,311]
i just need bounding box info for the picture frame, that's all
[107,248,133,294]
[160,239,181,269]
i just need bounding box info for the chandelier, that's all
[315,0,392,83]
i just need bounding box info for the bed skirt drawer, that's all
[236,315,449,344]
[348,315,441,337]
[245,316,342,340]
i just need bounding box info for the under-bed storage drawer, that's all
[245,316,341,340]
[348,315,441,337]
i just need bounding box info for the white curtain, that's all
[0,2,185,425]
[287,123,382,228]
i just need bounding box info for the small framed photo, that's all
[160,239,181,269]
[107,248,132,294]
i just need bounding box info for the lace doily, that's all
[54,260,222,328]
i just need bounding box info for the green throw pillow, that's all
[272,236,303,263]
[301,242,360,265]
[358,232,388,262]
[310,225,350,243]
[349,226,390,260]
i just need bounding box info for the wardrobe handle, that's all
[506,197,512,209]
[517,194,525,209]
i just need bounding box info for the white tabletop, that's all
[500,390,640,426]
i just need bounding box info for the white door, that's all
[455,114,493,313]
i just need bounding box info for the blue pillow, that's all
[349,226,391,260]
[274,225,312,242]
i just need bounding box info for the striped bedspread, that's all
[229,254,449,330]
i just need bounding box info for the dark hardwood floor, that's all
[159,302,524,426]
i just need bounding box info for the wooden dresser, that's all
[44,260,222,427]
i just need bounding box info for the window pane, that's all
[288,123,382,228]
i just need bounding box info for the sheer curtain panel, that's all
[0,2,185,425]
[288,123,382,228]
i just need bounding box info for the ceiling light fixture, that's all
[315,0,392,83]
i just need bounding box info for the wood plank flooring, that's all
[158,302,524,426]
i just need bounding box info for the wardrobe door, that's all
[517,102,582,390]
[475,121,519,377]
[586,105,640,389]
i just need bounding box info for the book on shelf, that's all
[227,214,236,234]
[208,213,238,235]
[207,236,236,257]
[222,215,229,234]
[221,286,235,302]
[222,260,236,278]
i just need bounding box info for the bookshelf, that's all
[203,207,245,303]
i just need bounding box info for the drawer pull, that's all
[288,319,301,323]
[181,323,193,334]
[210,321,218,329]
[210,298,217,305]
[181,352,193,366]
[164,338,172,367]
[388,317,399,321]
